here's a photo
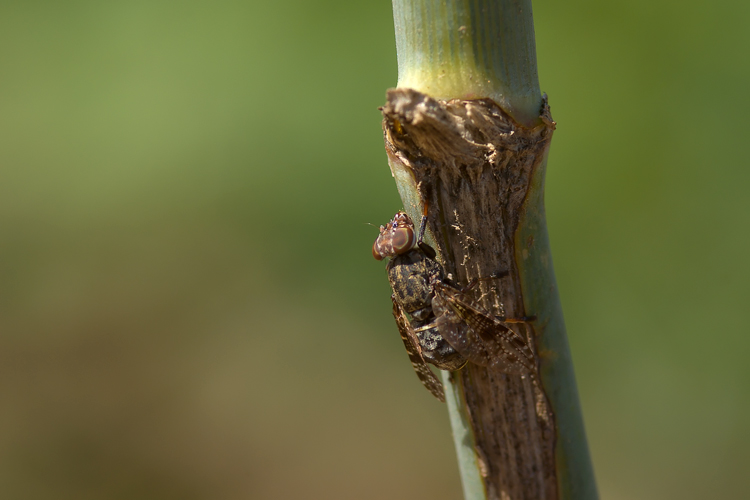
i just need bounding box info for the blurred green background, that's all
[1,1,748,499]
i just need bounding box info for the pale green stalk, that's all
[393,0,541,127]
[388,1,598,499]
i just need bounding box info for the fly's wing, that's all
[433,283,535,374]
[433,285,493,367]
[391,296,445,402]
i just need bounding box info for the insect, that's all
[374,211,537,400]
[373,212,466,401]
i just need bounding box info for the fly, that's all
[373,211,536,401]
[373,211,466,401]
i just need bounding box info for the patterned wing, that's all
[433,283,535,374]
[432,285,493,366]
[391,296,445,402]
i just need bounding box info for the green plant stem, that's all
[385,1,598,499]
[392,0,541,127]
[442,370,487,500]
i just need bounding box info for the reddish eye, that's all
[372,212,416,260]
[372,241,384,261]
[391,227,415,254]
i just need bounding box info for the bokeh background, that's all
[1,1,749,499]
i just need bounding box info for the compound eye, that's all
[372,240,384,261]
[390,226,415,254]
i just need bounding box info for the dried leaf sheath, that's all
[382,88,559,500]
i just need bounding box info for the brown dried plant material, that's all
[381,88,558,500]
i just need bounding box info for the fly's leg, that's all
[417,198,429,247]
[501,316,537,323]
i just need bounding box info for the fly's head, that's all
[372,211,416,261]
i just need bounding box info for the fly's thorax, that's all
[386,249,444,316]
